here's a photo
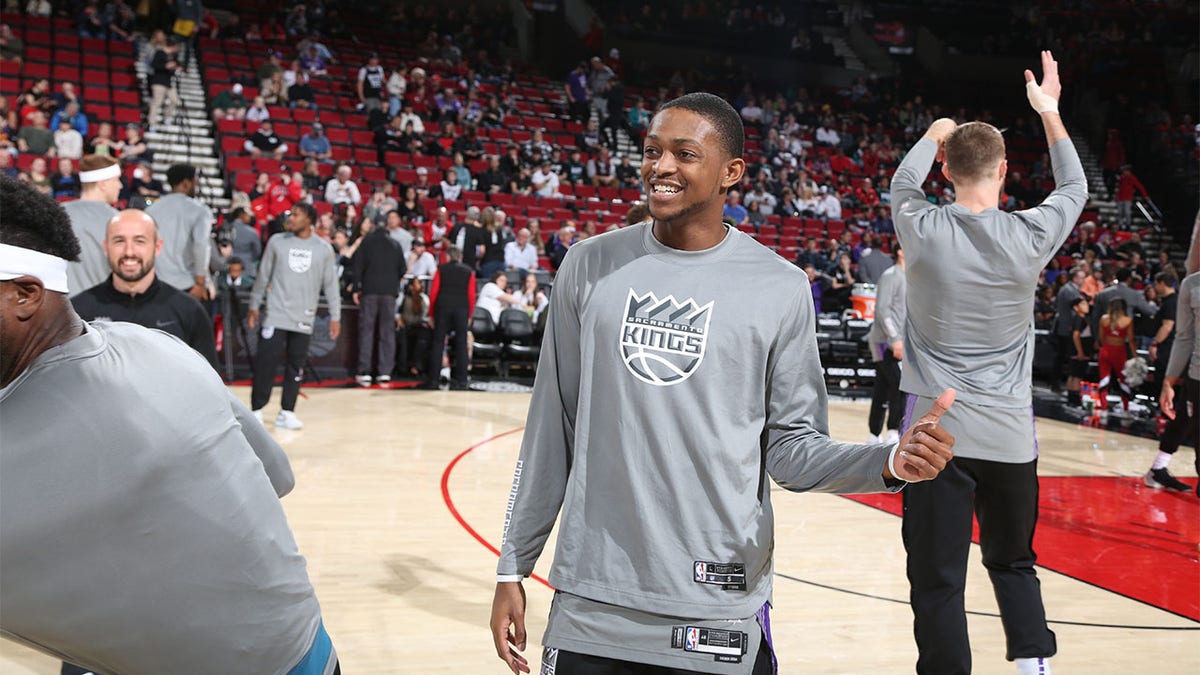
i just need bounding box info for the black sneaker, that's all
[1144,468,1193,492]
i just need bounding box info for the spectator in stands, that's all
[364,182,399,229]
[523,128,554,163]
[288,73,316,110]
[397,276,432,378]
[577,118,603,155]
[816,120,839,147]
[357,52,386,114]
[421,245,475,390]
[816,185,842,220]
[18,78,53,123]
[587,56,614,123]
[477,207,512,278]
[256,50,283,102]
[397,100,426,136]
[615,155,640,190]
[54,118,84,160]
[0,23,22,64]
[744,183,778,216]
[530,160,560,199]
[1094,231,1116,260]
[211,84,248,121]
[394,184,423,223]
[1114,165,1149,229]
[299,123,332,163]
[547,223,576,270]
[1101,129,1125,199]
[324,165,361,207]
[587,146,618,188]
[119,124,151,164]
[87,122,120,158]
[17,111,54,157]
[352,213,407,386]
[49,158,81,199]
[147,39,182,130]
[564,61,589,123]
[435,167,463,202]
[49,99,87,136]
[244,120,288,159]
[1116,231,1145,261]
[384,66,407,118]
[504,227,539,276]
[406,237,437,278]
[124,165,163,208]
[23,156,51,194]
[245,96,270,123]
[722,189,748,225]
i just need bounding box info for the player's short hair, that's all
[166,163,197,187]
[290,201,318,224]
[78,154,119,178]
[657,92,744,159]
[0,175,81,261]
[943,122,1005,184]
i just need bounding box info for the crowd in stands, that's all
[2,0,1193,392]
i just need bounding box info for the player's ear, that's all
[721,158,745,191]
[940,163,953,185]
[10,277,45,320]
[997,158,1008,183]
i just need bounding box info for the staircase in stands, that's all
[137,51,229,210]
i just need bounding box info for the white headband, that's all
[79,164,121,183]
[0,243,70,293]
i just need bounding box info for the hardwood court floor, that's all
[3,386,1197,674]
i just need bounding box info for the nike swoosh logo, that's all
[156,320,176,328]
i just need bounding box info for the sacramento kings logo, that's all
[620,289,714,386]
[288,247,313,273]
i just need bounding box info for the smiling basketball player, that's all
[489,93,958,675]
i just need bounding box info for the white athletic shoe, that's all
[275,410,303,430]
[355,374,373,387]
[377,374,391,384]
[867,434,883,443]
[252,409,264,424]
[885,430,900,445]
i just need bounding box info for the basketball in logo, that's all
[620,289,714,386]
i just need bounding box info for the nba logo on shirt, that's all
[288,248,313,273]
[694,562,706,582]
[685,627,699,651]
[620,289,714,386]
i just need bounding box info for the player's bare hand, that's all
[1159,379,1178,419]
[1024,50,1061,113]
[891,389,956,482]
[329,320,341,340]
[490,581,530,674]
[891,340,904,361]
[247,309,259,329]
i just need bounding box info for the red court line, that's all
[845,477,1200,622]
[440,427,553,588]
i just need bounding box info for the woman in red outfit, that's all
[1097,297,1136,411]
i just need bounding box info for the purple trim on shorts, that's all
[756,602,778,674]
[900,393,918,434]
[1030,406,1039,458]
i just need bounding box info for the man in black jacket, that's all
[422,246,475,390]
[352,224,406,385]
[72,209,217,368]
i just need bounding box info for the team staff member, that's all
[63,154,122,296]
[0,175,339,675]
[422,245,475,390]
[490,93,957,674]
[72,209,217,368]
[248,202,341,430]
[892,52,1087,675]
